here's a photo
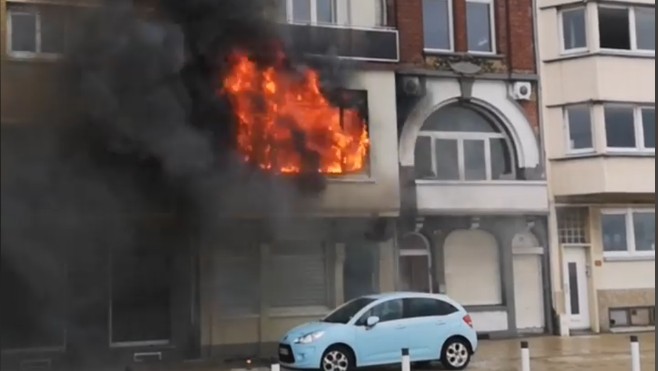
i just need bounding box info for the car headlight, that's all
[294,331,325,344]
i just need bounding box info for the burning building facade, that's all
[2,0,553,369]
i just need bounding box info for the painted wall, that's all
[306,70,401,217]
[550,157,655,196]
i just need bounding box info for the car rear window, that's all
[403,298,459,318]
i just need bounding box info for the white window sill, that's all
[415,179,546,186]
[603,254,655,262]
[281,21,396,32]
[605,148,655,156]
[325,175,376,184]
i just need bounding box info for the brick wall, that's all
[394,0,536,74]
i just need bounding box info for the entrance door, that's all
[563,247,590,330]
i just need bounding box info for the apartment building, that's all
[1,0,403,368]
[536,0,655,335]
[392,0,551,337]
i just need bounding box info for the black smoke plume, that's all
[1,0,355,368]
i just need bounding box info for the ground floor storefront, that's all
[552,204,655,335]
[396,215,552,338]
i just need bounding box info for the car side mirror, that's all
[366,316,380,327]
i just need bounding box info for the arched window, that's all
[414,104,516,181]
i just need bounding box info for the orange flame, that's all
[222,51,369,174]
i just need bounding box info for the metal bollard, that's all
[401,348,411,371]
[630,335,641,371]
[520,341,530,371]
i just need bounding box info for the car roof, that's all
[362,291,455,302]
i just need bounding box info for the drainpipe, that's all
[530,0,557,336]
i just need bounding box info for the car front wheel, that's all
[321,345,355,371]
[440,337,472,370]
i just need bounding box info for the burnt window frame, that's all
[327,88,372,178]
[5,2,70,59]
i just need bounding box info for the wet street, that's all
[466,332,655,371]
[131,332,655,371]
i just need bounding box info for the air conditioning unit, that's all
[400,76,425,97]
[511,81,532,101]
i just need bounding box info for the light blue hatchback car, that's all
[278,292,477,371]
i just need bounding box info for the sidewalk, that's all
[131,332,655,371]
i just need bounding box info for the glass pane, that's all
[434,139,459,180]
[609,309,629,327]
[562,8,587,50]
[414,136,435,178]
[568,262,580,315]
[422,0,451,50]
[490,138,513,180]
[463,140,486,180]
[423,105,496,132]
[466,1,493,52]
[111,248,171,343]
[566,105,593,150]
[599,7,630,50]
[10,12,37,52]
[635,7,655,51]
[343,243,378,301]
[630,308,652,326]
[642,108,655,149]
[601,214,628,252]
[604,106,636,148]
[399,256,430,293]
[633,212,655,252]
[292,0,311,22]
[41,7,66,54]
[316,0,334,23]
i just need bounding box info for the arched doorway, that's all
[443,229,501,305]
[512,231,545,332]
[398,232,432,293]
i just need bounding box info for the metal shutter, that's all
[214,245,260,316]
[270,242,327,308]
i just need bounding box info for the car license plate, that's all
[279,347,289,356]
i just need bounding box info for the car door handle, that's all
[437,322,447,326]
[395,325,406,329]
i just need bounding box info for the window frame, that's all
[282,0,338,25]
[559,6,588,54]
[601,208,655,258]
[563,104,595,154]
[422,0,455,53]
[597,5,656,55]
[6,3,66,59]
[417,131,513,182]
[465,0,497,55]
[603,104,655,153]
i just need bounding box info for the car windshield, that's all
[322,297,376,324]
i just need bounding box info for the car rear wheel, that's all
[440,337,471,370]
[321,345,355,371]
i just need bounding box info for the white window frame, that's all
[284,0,339,25]
[559,6,588,54]
[598,5,656,55]
[417,131,513,182]
[601,208,655,258]
[6,4,65,59]
[563,104,595,154]
[465,0,496,55]
[603,104,655,153]
[422,0,455,53]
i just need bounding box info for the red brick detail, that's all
[395,0,425,64]
[452,0,467,52]
[395,0,536,73]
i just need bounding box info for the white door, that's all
[563,247,590,330]
[513,253,545,331]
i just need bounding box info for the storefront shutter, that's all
[270,242,328,308]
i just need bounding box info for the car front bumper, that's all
[278,342,322,369]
